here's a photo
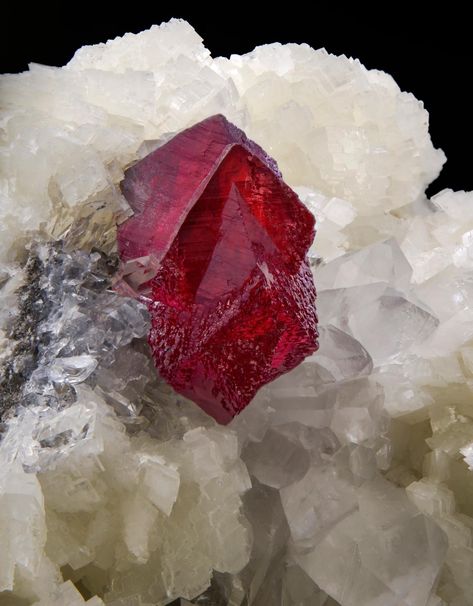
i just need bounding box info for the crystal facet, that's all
[117,114,318,423]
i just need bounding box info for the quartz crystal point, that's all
[117,114,318,423]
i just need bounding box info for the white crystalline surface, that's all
[1,17,473,606]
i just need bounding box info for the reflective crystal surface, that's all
[118,114,318,423]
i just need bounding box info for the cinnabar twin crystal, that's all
[117,115,318,424]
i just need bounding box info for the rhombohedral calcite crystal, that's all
[117,114,319,423]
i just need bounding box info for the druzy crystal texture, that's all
[2,18,473,606]
[117,114,318,423]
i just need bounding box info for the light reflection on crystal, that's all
[118,114,319,424]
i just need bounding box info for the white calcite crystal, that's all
[1,17,473,606]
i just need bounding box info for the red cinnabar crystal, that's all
[117,115,318,424]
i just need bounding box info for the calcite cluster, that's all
[1,18,473,606]
[0,245,251,604]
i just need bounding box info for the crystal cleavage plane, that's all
[117,114,318,423]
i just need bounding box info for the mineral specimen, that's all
[2,17,473,606]
[118,114,319,423]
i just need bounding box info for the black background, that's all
[2,9,470,196]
